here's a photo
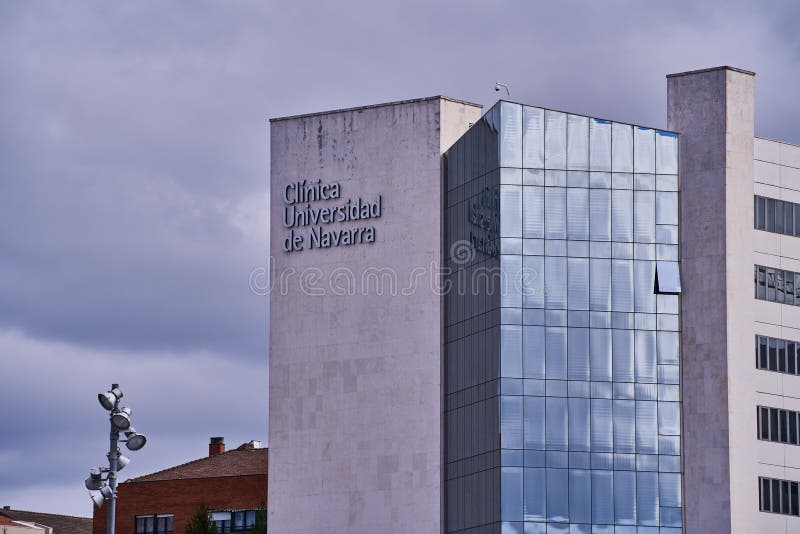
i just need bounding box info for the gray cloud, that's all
[1,0,798,516]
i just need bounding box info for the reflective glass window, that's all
[567,188,589,240]
[612,123,633,172]
[501,467,524,520]
[524,468,546,520]
[500,102,523,168]
[656,131,678,174]
[590,119,612,171]
[568,327,590,381]
[523,186,545,238]
[523,106,545,169]
[589,189,611,241]
[546,468,569,522]
[634,190,656,243]
[525,396,546,449]
[501,186,523,237]
[567,115,589,170]
[634,127,656,174]
[612,189,633,242]
[545,187,566,239]
[545,111,567,169]
[546,397,568,450]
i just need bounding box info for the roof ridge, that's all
[125,447,267,483]
[3,510,91,521]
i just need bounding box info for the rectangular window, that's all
[754,196,800,239]
[758,405,800,447]
[779,339,788,373]
[767,268,776,302]
[135,516,173,534]
[766,198,776,232]
[756,195,766,230]
[655,261,681,294]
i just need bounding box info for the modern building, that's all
[92,438,267,534]
[1,506,92,534]
[268,66,799,534]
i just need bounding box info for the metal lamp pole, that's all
[88,383,146,525]
[107,383,120,534]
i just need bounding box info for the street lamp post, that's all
[87,383,148,534]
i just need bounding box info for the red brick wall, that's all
[92,475,267,534]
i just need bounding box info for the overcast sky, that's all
[1,0,798,518]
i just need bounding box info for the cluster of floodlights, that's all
[86,384,147,511]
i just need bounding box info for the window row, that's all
[209,510,260,533]
[499,396,681,453]
[754,195,800,237]
[134,515,173,534]
[499,257,680,312]
[498,103,679,174]
[758,406,800,445]
[500,326,680,382]
[498,185,679,242]
[760,476,800,516]
[500,467,682,526]
[754,265,800,305]
[756,335,800,375]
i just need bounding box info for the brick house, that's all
[1,507,92,534]
[92,438,267,534]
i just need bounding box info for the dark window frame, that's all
[134,515,173,534]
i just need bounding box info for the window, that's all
[756,334,800,376]
[135,515,173,534]
[209,510,260,533]
[755,195,800,237]
[757,405,800,445]
[760,476,800,516]
[654,261,681,294]
[754,265,800,306]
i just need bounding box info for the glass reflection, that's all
[545,111,567,170]
[567,115,589,170]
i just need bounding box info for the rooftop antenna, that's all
[494,82,510,97]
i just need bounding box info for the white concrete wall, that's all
[267,97,481,534]
[753,136,800,534]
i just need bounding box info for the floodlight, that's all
[85,469,105,491]
[116,454,130,471]
[90,485,114,508]
[98,387,123,411]
[125,432,147,451]
[111,407,132,430]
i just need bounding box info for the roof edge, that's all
[666,66,755,78]
[269,95,482,123]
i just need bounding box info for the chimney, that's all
[209,437,225,457]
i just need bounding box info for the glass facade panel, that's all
[524,106,545,169]
[567,115,590,171]
[545,111,567,170]
[444,103,680,532]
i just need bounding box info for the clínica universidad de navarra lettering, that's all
[281,179,382,251]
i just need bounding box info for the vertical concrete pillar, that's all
[268,97,482,534]
[667,66,756,534]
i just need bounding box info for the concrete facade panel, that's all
[782,144,800,169]
[267,97,481,534]
[756,137,782,164]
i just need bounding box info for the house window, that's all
[209,510,260,533]
[135,515,173,534]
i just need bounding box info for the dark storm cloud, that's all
[1,0,799,516]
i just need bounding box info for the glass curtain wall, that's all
[444,101,681,534]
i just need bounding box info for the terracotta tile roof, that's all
[126,444,268,483]
[1,509,92,534]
